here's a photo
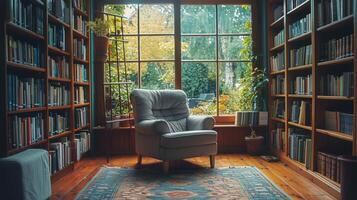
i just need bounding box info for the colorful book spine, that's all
[289,44,312,67]
[289,13,311,38]
[7,35,43,67]
[74,86,88,104]
[49,137,72,174]
[49,111,70,136]
[319,72,354,96]
[48,23,66,50]
[73,38,87,60]
[74,64,88,82]
[317,0,354,27]
[74,131,91,161]
[291,74,312,95]
[75,107,88,128]
[48,55,70,79]
[270,50,285,72]
[271,75,285,95]
[319,34,354,61]
[288,129,311,165]
[48,83,70,106]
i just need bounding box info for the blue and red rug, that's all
[76,166,290,199]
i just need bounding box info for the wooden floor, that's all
[52,154,336,200]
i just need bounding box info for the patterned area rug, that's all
[76,166,290,200]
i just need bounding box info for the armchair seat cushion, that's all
[161,130,217,148]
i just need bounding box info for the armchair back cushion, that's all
[130,89,190,132]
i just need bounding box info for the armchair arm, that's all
[187,116,215,130]
[135,119,171,135]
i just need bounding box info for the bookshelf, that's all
[0,0,91,181]
[268,0,356,198]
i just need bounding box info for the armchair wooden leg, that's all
[163,161,169,174]
[136,155,142,168]
[210,155,215,168]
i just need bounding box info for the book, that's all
[289,13,311,38]
[74,86,88,104]
[73,0,87,12]
[274,30,284,47]
[49,111,70,136]
[289,129,311,164]
[271,75,285,95]
[273,99,285,119]
[73,14,87,34]
[48,55,70,79]
[75,107,88,128]
[273,4,284,21]
[235,111,259,126]
[319,34,354,61]
[317,0,354,27]
[49,137,72,174]
[270,50,285,72]
[290,74,312,95]
[48,23,66,50]
[319,72,354,97]
[289,44,312,67]
[73,38,87,60]
[74,64,88,82]
[272,124,285,151]
[287,0,308,11]
[290,100,311,126]
[74,131,91,161]
[324,110,353,135]
[317,151,342,183]
[48,0,70,23]
[48,82,70,106]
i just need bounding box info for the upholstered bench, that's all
[0,149,51,200]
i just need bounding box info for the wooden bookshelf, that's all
[0,0,91,181]
[268,0,356,198]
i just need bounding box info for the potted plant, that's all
[88,18,110,62]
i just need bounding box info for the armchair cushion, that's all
[161,130,217,148]
[136,119,171,135]
[187,116,215,130]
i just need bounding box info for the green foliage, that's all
[87,18,110,37]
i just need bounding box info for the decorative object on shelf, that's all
[338,155,357,200]
[245,125,265,155]
[88,18,110,61]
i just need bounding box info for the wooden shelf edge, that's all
[288,64,312,71]
[288,94,312,98]
[49,131,72,140]
[6,22,45,40]
[270,16,284,28]
[48,46,70,56]
[8,107,47,115]
[316,129,353,142]
[317,56,354,67]
[48,77,72,83]
[48,14,71,29]
[288,32,311,43]
[7,61,46,73]
[270,43,285,52]
[288,121,312,131]
[271,117,285,123]
[48,105,72,110]
[74,103,90,108]
[317,96,354,101]
[286,0,310,16]
[317,15,354,32]
[8,140,48,155]
[270,69,285,75]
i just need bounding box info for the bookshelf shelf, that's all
[73,57,89,64]
[270,43,284,52]
[74,103,90,108]
[288,64,312,72]
[8,107,47,115]
[73,29,88,39]
[270,69,285,75]
[48,14,71,29]
[48,105,72,110]
[317,96,354,101]
[8,140,48,154]
[316,129,353,142]
[288,32,311,43]
[6,22,45,40]
[288,121,312,131]
[271,94,285,98]
[7,61,46,73]
[317,15,354,32]
[286,0,310,16]
[271,117,285,123]
[317,56,354,67]
[288,94,312,99]
[74,124,90,132]
[270,16,284,29]
[48,77,72,83]
[74,7,88,18]
[48,46,71,56]
[49,131,72,140]
[74,81,90,86]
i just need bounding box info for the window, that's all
[103,2,253,119]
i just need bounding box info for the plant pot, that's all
[94,36,109,62]
[245,136,265,155]
[338,155,357,200]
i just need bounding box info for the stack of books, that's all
[317,0,354,27]
[75,131,91,161]
[317,152,342,183]
[271,75,285,95]
[290,100,311,126]
[48,23,66,50]
[274,30,285,47]
[48,83,70,106]
[49,111,70,136]
[73,38,87,60]
[74,86,88,104]
[8,113,44,149]
[49,137,72,174]
[324,110,353,135]
[273,4,284,21]
[7,36,43,67]
[48,0,70,23]
[272,125,285,151]
[289,44,312,67]
[74,64,88,82]
[273,99,285,119]
[8,0,44,35]
[7,74,45,111]
[75,107,88,128]
[289,13,311,38]
[289,129,312,169]
[235,111,259,126]
[291,74,312,95]
[48,55,70,79]
[73,14,87,34]
[270,51,285,72]
[319,34,354,62]
[287,0,308,11]
[319,72,354,96]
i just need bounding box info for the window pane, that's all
[116,36,138,61]
[139,4,174,34]
[104,4,138,35]
[181,36,216,60]
[218,36,252,61]
[140,36,174,60]
[141,62,175,89]
[181,5,216,34]
[219,62,252,115]
[218,5,252,34]
[182,62,217,116]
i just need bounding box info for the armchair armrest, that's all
[135,119,171,135]
[187,116,215,130]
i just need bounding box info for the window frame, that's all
[99,0,258,119]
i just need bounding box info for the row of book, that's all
[49,137,71,174]
[274,30,284,47]
[74,86,88,104]
[270,51,285,72]
[74,14,87,34]
[74,64,88,82]
[49,111,70,136]
[73,0,87,11]
[8,0,44,35]
[317,0,354,27]
[289,44,312,67]
[234,111,259,126]
[48,0,70,24]
[7,74,45,111]
[48,55,70,79]
[290,74,312,95]
[8,113,44,149]
[272,125,285,151]
[317,151,342,183]
[287,0,308,11]
[319,34,354,62]
[75,107,88,128]
[290,100,311,126]
[48,23,66,51]
[271,75,285,95]
[48,83,70,106]
[324,110,353,135]
[272,99,285,119]
[289,130,312,169]
[289,13,311,39]
[273,4,284,21]
[75,131,91,161]
[7,35,44,67]
[74,38,87,60]
[319,72,354,97]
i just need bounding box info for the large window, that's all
[104,2,253,118]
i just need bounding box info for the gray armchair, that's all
[130,89,217,173]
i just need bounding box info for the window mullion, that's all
[215,4,219,116]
